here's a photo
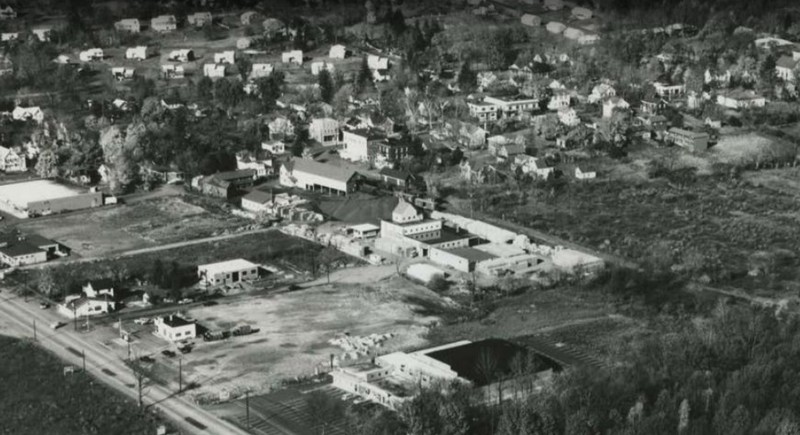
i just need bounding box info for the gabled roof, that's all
[777,56,799,69]
[379,167,413,180]
[291,159,356,183]
[86,278,114,290]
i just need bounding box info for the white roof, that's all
[198,259,259,275]
[473,243,526,258]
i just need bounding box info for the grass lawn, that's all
[0,336,163,434]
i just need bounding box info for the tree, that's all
[36,269,57,297]
[235,56,252,82]
[457,61,477,93]
[356,56,372,94]
[318,69,335,103]
[306,390,345,435]
[292,128,309,157]
[35,149,59,178]
[317,246,342,284]
[196,76,213,100]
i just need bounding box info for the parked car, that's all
[178,298,194,305]
[39,302,50,309]
[133,317,152,325]
[178,345,192,354]
[161,350,176,358]
[50,321,66,330]
[139,355,155,363]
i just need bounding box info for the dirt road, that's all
[0,292,256,435]
[16,227,276,270]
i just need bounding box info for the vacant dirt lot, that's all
[16,196,248,257]
[179,270,446,400]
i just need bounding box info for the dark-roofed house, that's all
[0,242,47,266]
[279,159,358,195]
[241,190,274,213]
[198,170,256,198]
[379,167,414,189]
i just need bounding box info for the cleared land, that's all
[16,195,249,257]
[0,335,163,434]
[179,271,445,401]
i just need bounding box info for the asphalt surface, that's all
[0,291,254,435]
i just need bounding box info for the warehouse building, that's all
[280,159,358,196]
[0,180,103,218]
[198,259,260,287]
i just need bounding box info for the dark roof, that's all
[425,339,559,386]
[777,56,799,69]
[243,190,273,204]
[345,128,386,141]
[379,167,413,180]
[87,278,114,290]
[22,234,57,248]
[423,227,474,245]
[161,315,194,328]
[211,170,255,181]
[0,242,44,257]
[442,247,497,263]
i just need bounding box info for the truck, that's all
[232,325,259,336]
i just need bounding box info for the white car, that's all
[133,317,152,325]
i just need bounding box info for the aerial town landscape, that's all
[1,0,800,434]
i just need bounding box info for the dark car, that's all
[202,300,218,307]
[161,350,176,358]
[139,355,155,363]
[178,345,192,354]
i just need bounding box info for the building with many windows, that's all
[154,315,197,342]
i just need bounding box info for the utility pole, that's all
[73,306,78,331]
[178,358,182,393]
[33,320,36,341]
[82,350,86,372]
[245,391,250,429]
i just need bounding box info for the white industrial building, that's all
[280,159,358,196]
[197,259,260,286]
[282,50,303,65]
[309,117,340,146]
[214,51,235,64]
[154,315,196,342]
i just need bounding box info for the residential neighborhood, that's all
[0,0,799,434]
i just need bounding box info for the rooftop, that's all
[442,247,497,263]
[423,226,474,245]
[242,190,273,204]
[290,159,356,184]
[668,127,709,139]
[160,315,194,328]
[0,242,43,257]
[198,259,259,276]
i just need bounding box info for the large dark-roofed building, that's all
[424,338,560,386]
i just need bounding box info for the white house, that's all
[575,166,596,180]
[168,49,195,63]
[161,64,185,79]
[653,82,685,99]
[111,67,135,80]
[115,18,141,33]
[563,27,584,41]
[776,56,799,82]
[311,61,335,76]
[12,106,44,123]
[716,89,767,109]
[79,48,104,62]
[546,21,566,34]
[58,297,115,319]
[125,46,150,61]
[198,259,259,286]
[588,83,616,103]
[250,63,274,79]
[262,140,286,155]
[151,15,177,32]
[341,129,379,162]
[571,7,593,20]
[558,108,579,126]
[187,12,213,27]
[0,146,26,172]
[82,279,115,299]
[282,50,303,65]
[280,159,357,196]
[602,97,630,118]
[214,51,235,64]
[203,63,226,78]
[548,90,571,110]
[309,118,340,146]
[329,44,346,59]
[154,315,196,342]
[520,14,541,27]
[1,32,18,42]
[513,155,553,178]
[0,5,16,20]
[32,28,52,42]
[268,116,295,139]
[367,55,389,70]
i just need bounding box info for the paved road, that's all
[16,227,276,271]
[0,292,253,435]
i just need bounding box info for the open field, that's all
[0,335,164,435]
[176,272,444,401]
[15,195,249,257]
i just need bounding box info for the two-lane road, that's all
[0,292,254,435]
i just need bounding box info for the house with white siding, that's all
[280,159,358,196]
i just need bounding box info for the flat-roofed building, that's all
[665,127,709,152]
[197,259,260,287]
[280,159,358,196]
[154,315,196,341]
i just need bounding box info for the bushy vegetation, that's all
[0,336,163,434]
